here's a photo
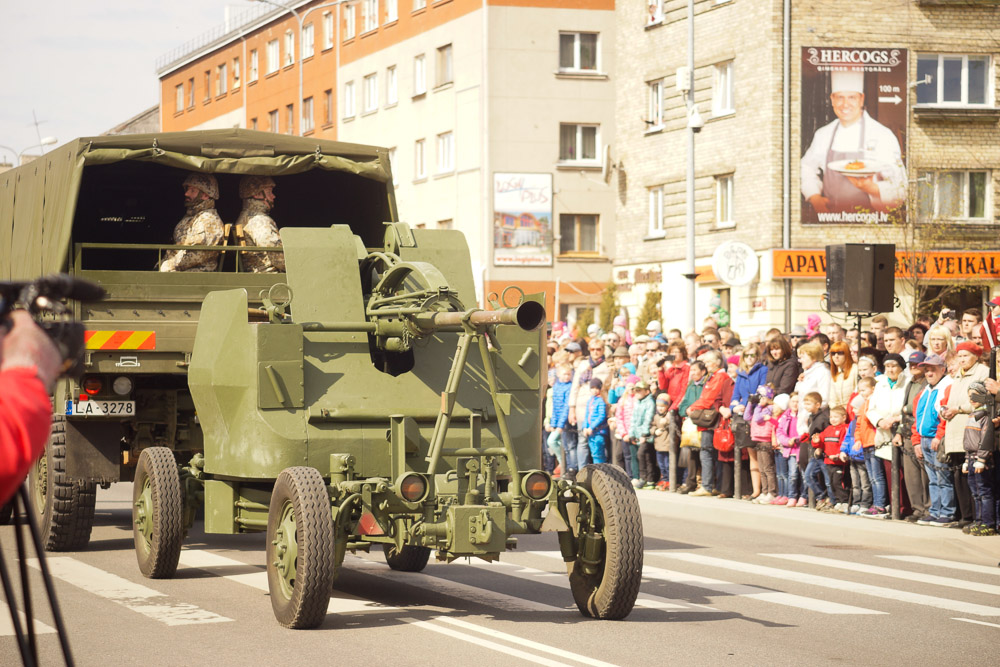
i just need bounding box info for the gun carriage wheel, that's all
[266,467,337,629]
[28,415,97,551]
[133,447,185,578]
[567,464,644,620]
[383,544,432,572]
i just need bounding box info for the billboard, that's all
[493,172,552,266]
[801,47,908,225]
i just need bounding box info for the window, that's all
[413,0,426,10]
[386,66,398,106]
[387,147,398,185]
[386,0,398,23]
[647,0,664,26]
[437,44,453,87]
[363,73,378,112]
[323,89,333,125]
[715,175,734,226]
[559,214,598,254]
[251,117,258,130]
[558,123,599,163]
[187,78,194,107]
[437,131,454,173]
[558,32,598,72]
[414,54,426,95]
[302,96,314,132]
[250,49,259,81]
[302,23,314,59]
[216,63,227,96]
[437,219,453,230]
[203,70,210,100]
[323,12,334,49]
[266,40,279,74]
[286,104,295,135]
[344,4,356,39]
[648,187,664,235]
[232,57,240,88]
[415,139,426,179]
[918,170,991,220]
[175,84,184,112]
[712,61,734,116]
[917,54,991,106]
[362,0,378,33]
[269,109,279,133]
[343,80,356,118]
[284,31,295,66]
[647,79,664,128]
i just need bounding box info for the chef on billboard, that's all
[801,69,905,221]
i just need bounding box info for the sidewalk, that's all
[637,489,1000,567]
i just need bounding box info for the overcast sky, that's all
[0,1,250,162]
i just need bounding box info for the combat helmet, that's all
[239,175,276,199]
[182,173,219,200]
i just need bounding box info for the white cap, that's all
[831,70,864,94]
[646,320,662,333]
[773,394,790,411]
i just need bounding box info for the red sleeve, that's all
[0,367,52,505]
[690,372,725,411]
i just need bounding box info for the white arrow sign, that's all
[878,95,902,105]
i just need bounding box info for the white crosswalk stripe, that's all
[877,555,1000,578]
[529,551,882,615]
[652,552,1000,617]
[0,609,55,637]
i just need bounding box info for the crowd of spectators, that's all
[542,301,1000,537]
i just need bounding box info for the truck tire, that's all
[133,447,185,579]
[28,415,97,551]
[383,544,431,572]
[266,467,336,629]
[568,463,643,620]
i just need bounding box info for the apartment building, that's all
[615,0,1000,332]
[158,0,617,321]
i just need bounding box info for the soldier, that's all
[160,173,224,272]
[236,175,284,273]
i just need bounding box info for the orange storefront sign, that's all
[772,249,1000,280]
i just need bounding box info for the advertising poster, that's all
[801,47,908,224]
[493,172,553,266]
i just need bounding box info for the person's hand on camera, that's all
[1,311,62,391]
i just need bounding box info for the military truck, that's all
[2,129,642,628]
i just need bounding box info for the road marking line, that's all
[877,555,1000,578]
[0,609,55,637]
[765,553,1000,596]
[452,555,724,614]
[529,551,880,615]
[654,552,1000,617]
[404,617,577,667]
[346,555,564,612]
[952,617,1000,629]
[436,616,620,667]
[27,558,231,626]
[178,549,395,614]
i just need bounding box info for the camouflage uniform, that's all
[237,176,284,273]
[160,173,224,272]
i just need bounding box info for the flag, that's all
[981,315,998,358]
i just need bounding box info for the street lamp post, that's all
[0,137,58,166]
[253,0,351,136]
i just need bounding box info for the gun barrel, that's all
[412,301,545,333]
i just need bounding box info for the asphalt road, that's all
[2,483,999,666]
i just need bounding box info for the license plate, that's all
[67,400,135,417]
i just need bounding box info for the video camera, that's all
[0,274,106,377]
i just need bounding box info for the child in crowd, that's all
[747,384,778,504]
[771,394,790,505]
[815,406,850,512]
[628,380,656,488]
[852,377,885,517]
[611,375,638,474]
[776,393,805,506]
[963,382,997,536]
[800,392,832,510]
[652,395,672,490]
[840,403,872,514]
[546,363,574,478]
[582,378,609,465]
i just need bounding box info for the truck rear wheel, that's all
[266,467,336,629]
[133,447,185,578]
[383,544,431,572]
[28,415,97,551]
[568,463,643,620]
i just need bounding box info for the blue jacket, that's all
[840,419,864,461]
[550,380,572,429]
[585,395,608,433]
[914,381,947,438]
[731,363,768,410]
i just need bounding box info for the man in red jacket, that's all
[0,311,62,505]
[688,350,734,496]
